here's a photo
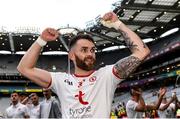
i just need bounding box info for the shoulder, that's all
[50,72,69,82]
[127,100,137,107]
[97,65,114,73]
[6,106,12,112]
[51,97,59,104]
[50,72,67,77]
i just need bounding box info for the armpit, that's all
[114,56,141,79]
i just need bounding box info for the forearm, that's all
[21,97,29,104]
[17,39,51,87]
[154,95,164,110]
[160,98,173,111]
[113,21,150,78]
[136,96,146,112]
[17,41,41,72]
[116,21,150,60]
[147,95,163,110]
[139,96,146,108]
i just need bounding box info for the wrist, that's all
[113,21,123,30]
[100,20,122,30]
[36,37,47,47]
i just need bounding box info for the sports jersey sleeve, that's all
[127,100,138,111]
[49,72,67,94]
[101,65,125,86]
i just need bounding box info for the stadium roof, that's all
[0,0,179,54]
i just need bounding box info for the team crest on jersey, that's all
[89,76,96,82]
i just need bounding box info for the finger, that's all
[103,12,113,21]
[47,29,58,37]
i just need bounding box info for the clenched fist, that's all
[100,12,122,29]
[40,28,60,42]
[102,12,119,22]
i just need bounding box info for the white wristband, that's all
[100,20,122,30]
[36,37,47,47]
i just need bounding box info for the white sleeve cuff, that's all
[36,37,47,47]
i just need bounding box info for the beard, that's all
[75,54,96,71]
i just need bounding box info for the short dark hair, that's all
[69,34,95,50]
[130,86,141,96]
[11,91,19,95]
[19,92,28,96]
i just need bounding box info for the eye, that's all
[90,47,96,53]
[90,48,95,53]
[81,48,87,53]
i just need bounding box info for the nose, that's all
[87,51,93,56]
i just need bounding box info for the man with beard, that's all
[17,12,150,118]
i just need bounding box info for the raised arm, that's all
[133,90,146,112]
[159,95,176,111]
[101,12,150,78]
[146,87,166,110]
[17,28,59,88]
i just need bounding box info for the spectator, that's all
[158,92,176,118]
[40,88,62,118]
[28,93,40,118]
[5,91,29,118]
[126,86,166,118]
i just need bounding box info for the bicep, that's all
[22,68,51,88]
[114,55,142,79]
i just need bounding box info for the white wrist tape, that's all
[36,37,47,47]
[100,20,122,30]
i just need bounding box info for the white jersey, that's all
[50,65,123,118]
[158,103,175,118]
[28,104,40,119]
[5,102,29,118]
[126,99,143,118]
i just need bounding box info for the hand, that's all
[159,87,167,97]
[102,12,119,22]
[100,12,122,29]
[172,93,177,101]
[40,28,60,42]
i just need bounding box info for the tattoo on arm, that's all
[114,56,142,79]
[118,28,147,50]
[142,41,148,48]
[118,29,139,52]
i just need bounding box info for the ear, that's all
[68,50,75,61]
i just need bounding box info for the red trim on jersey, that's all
[74,70,95,77]
[47,78,52,89]
[112,67,121,79]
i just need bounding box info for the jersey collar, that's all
[73,70,95,77]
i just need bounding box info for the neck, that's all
[34,102,39,106]
[46,96,51,100]
[12,101,18,106]
[74,67,94,77]
[131,96,138,102]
